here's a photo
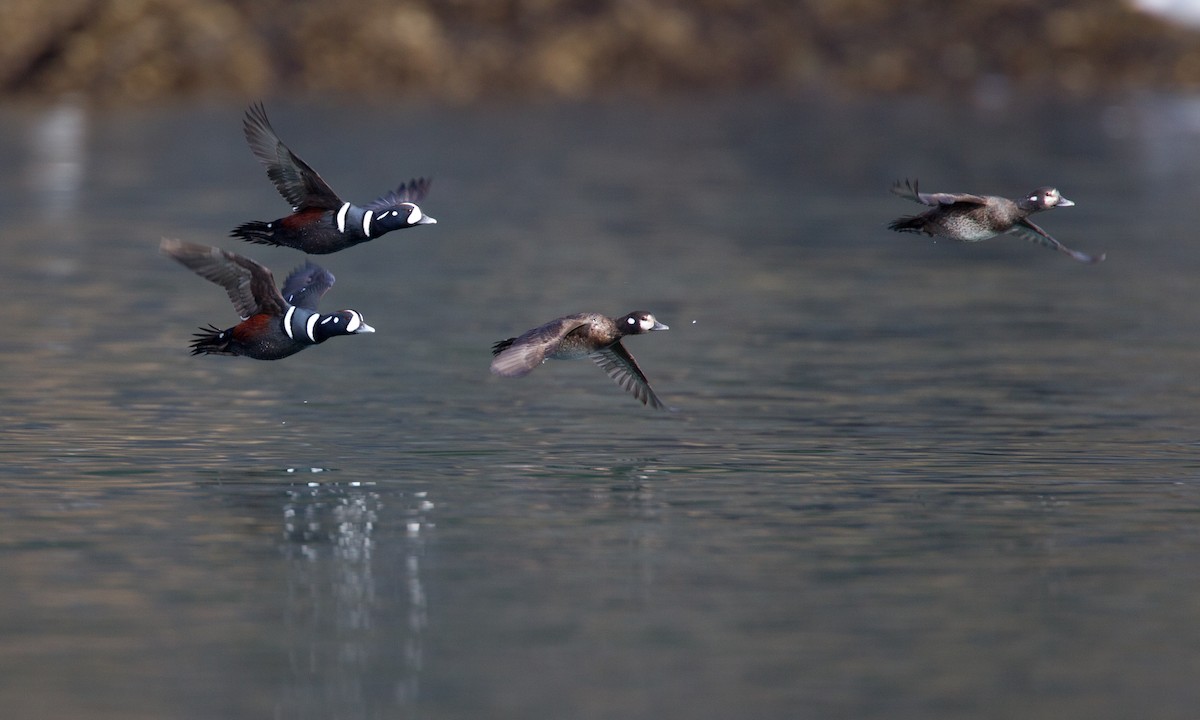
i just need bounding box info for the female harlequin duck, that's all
[888,179,1104,264]
[161,238,374,360]
[491,311,670,409]
[230,103,436,254]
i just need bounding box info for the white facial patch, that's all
[406,205,422,225]
[336,202,351,233]
[283,306,297,340]
[346,312,362,333]
[362,210,374,236]
[639,316,656,331]
[305,314,320,343]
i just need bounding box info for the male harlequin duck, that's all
[161,238,374,360]
[888,179,1104,264]
[491,311,670,409]
[230,103,436,254]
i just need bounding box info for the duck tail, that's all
[189,324,237,356]
[230,221,278,247]
[888,215,925,233]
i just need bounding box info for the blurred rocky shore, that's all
[2,0,1199,104]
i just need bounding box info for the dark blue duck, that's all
[162,238,374,360]
[231,103,436,254]
[889,179,1104,264]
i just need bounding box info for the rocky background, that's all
[2,0,1199,104]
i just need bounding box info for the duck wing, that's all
[1009,219,1106,264]
[590,342,665,409]
[891,179,988,207]
[243,103,343,212]
[161,238,286,318]
[364,178,432,211]
[490,314,591,377]
[280,261,335,310]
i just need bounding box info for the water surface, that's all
[2,95,1200,719]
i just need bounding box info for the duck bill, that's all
[1057,197,1075,207]
[418,215,437,225]
[651,321,669,331]
[355,323,376,334]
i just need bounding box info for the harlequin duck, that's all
[888,179,1104,264]
[161,238,374,360]
[491,311,670,409]
[230,103,436,254]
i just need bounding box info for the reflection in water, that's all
[601,463,669,604]
[28,99,86,215]
[280,480,431,715]
[25,98,87,279]
[401,490,432,706]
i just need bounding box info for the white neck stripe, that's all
[305,314,320,343]
[283,306,296,340]
[336,202,351,233]
[362,210,374,237]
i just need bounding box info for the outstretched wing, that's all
[1008,220,1105,264]
[364,178,432,211]
[590,342,665,409]
[490,338,550,377]
[243,103,343,211]
[161,238,285,318]
[280,261,335,310]
[490,315,590,377]
[892,179,988,208]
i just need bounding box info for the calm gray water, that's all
[2,94,1200,719]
